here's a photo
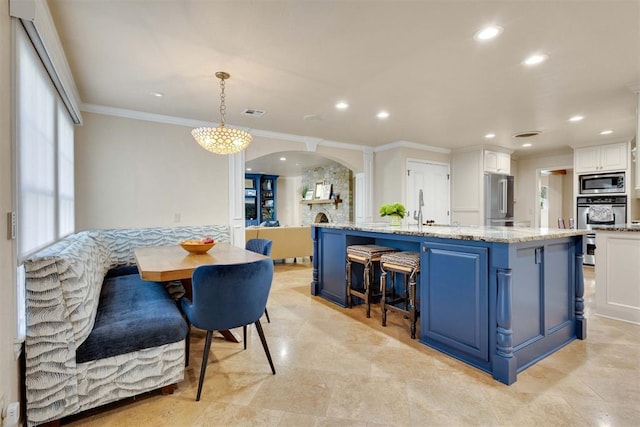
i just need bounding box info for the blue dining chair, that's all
[181,258,276,401]
[245,238,273,331]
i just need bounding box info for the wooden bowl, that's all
[180,241,215,254]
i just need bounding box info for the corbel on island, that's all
[310,223,589,385]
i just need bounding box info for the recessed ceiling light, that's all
[569,115,584,122]
[151,92,164,97]
[280,157,286,161]
[246,167,252,171]
[522,143,532,147]
[485,133,496,139]
[600,129,613,135]
[523,54,548,66]
[335,101,349,110]
[377,111,390,119]
[474,26,503,41]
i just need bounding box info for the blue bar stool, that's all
[380,251,420,338]
[346,245,398,318]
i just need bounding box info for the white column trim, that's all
[363,147,374,223]
[228,151,245,247]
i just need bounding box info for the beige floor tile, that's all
[249,365,341,416]
[59,262,640,427]
[325,375,412,425]
[191,401,284,427]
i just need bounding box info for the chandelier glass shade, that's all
[192,71,252,155]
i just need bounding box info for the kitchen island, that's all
[594,224,640,324]
[310,223,588,385]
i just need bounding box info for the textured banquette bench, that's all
[23,225,230,427]
[245,225,313,261]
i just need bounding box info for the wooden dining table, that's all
[134,242,268,343]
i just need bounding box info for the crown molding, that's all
[375,140,451,154]
[81,103,214,128]
[81,103,366,152]
[80,103,452,155]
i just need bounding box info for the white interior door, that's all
[407,161,450,225]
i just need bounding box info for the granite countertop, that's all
[591,223,640,232]
[313,222,589,243]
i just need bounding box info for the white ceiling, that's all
[49,0,640,175]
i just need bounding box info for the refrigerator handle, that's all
[499,179,507,214]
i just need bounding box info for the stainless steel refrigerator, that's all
[484,173,514,227]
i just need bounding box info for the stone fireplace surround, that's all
[301,164,352,225]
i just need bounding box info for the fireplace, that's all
[314,212,330,223]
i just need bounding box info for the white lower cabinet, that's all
[595,230,640,324]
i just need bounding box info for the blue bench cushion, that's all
[76,274,188,363]
[104,264,139,278]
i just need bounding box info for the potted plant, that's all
[379,202,406,226]
[300,184,309,199]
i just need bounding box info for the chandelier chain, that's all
[219,78,226,126]
[191,70,252,155]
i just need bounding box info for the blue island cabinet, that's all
[420,241,489,366]
[311,224,587,385]
[420,236,585,384]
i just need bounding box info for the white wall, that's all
[451,149,483,226]
[374,149,404,221]
[514,151,574,227]
[276,176,302,226]
[75,113,230,229]
[374,147,450,222]
[548,174,563,228]
[562,171,574,223]
[1,4,21,411]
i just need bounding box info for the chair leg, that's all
[196,330,213,401]
[185,320,191,367]
[254,320,276,375]
[243,325,247,350]
[264,307,271,323]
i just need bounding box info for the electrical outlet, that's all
[2,401,20,426]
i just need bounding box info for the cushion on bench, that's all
[104,265,139,278]
[76,274,188,363]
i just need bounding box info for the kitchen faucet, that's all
[413,189,424,230]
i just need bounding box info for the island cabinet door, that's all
[420,242,489,364]
[316,230,348,306]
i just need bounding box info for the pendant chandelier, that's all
[192,71,252,155]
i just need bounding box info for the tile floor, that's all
[64,263,640,426]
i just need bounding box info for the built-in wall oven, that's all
[576,195,627,265]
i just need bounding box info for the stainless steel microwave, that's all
[579,172,625,194]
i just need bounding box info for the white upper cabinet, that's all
[574,142,628,173]
[484,150,510,175]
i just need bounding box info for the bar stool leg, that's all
[364,261,371,318]
[346,259,352,308]
[380,269,387,326]
[409,276,417,339]
[403,274,409,312]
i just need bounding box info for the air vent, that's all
[242,109,266,117]
[513,130,541,138]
